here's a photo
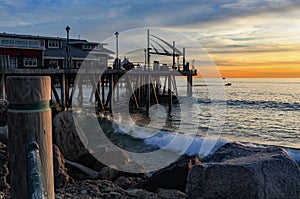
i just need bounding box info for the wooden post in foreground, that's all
[7,76,54,199]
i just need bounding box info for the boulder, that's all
[142,156,199,192]
[94,147,130,168]
[202,142,283,163]
[53,111,89,162]
[53,111,130,172]
[186,142,300,199]
[53,145,73,188]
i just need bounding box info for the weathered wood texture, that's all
[7,76,54,199]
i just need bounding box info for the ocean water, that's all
[70,78,300,164]
[195,78,300,149]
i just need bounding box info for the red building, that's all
[0,32,114,69]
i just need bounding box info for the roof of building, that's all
[0,32,114,58]
[0,32,107,45]
[69,41,99,45]
[0,32,68,41]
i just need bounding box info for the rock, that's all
[156,188,186,199]
[0,142,9,192]
[53,111,131,172]
[53,110,89,161]
[55,179,160,199]
[0,142,10,198]
[186,142,300,199]
[108,191,122,198]
[75,152,105,172]
[142,156,199,192]
[0,126,8,145]
[100,166,119,181]
[53,145,74,188]
[115,176,136,189]
[0,99,8,126]
[94,147,130,168]
[117,161,147,180]
[126,189,159,199]
[202,142,283,163]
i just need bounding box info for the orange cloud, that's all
[210,50,300,78]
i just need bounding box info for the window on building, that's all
[40,40,45,48]
[99,57,107,66]
[76,61,83,68]
[83,44,94,50]
[1,39,14,46]
[24,57,37,67]
[10,57,17,68]
[29,40,40,48]
[0,55,10,68]
[49,60,58,67]
[95,45,103,50]
[48,40,59,48]
[15,40,28,47]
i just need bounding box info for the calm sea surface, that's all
[194,78,300,149]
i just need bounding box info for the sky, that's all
[0,0,300,77]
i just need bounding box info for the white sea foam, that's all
[113,120,300,163]
[145,132,230,156]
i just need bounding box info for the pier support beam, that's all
[1,73,5,99]
[168,74,172,113]
[61,74,66,110]
[187,72,193,97]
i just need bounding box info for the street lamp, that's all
[65,26,70,68]
[115,31,119,69]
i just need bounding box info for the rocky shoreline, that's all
[0,111,300,198]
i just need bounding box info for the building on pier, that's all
[0,32,114,69]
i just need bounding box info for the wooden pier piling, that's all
[1,73,5,99]
[7,76,54,199]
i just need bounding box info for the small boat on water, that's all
[225,82,232,86]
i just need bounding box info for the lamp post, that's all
[65,26,70,69]
[115,31,119,69]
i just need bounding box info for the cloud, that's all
[1,0,300,77]
[1,0,300,37]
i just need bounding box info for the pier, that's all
[0,66,197,114]
[0,29,197,114]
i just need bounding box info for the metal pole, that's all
[183,47,186,69]
[65,26,70,69]
[147,29,150,70]
[144,49,147,70]
[173,41,175,70]
[115,32,119,69]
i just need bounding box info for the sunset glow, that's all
[0,0,299,77]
